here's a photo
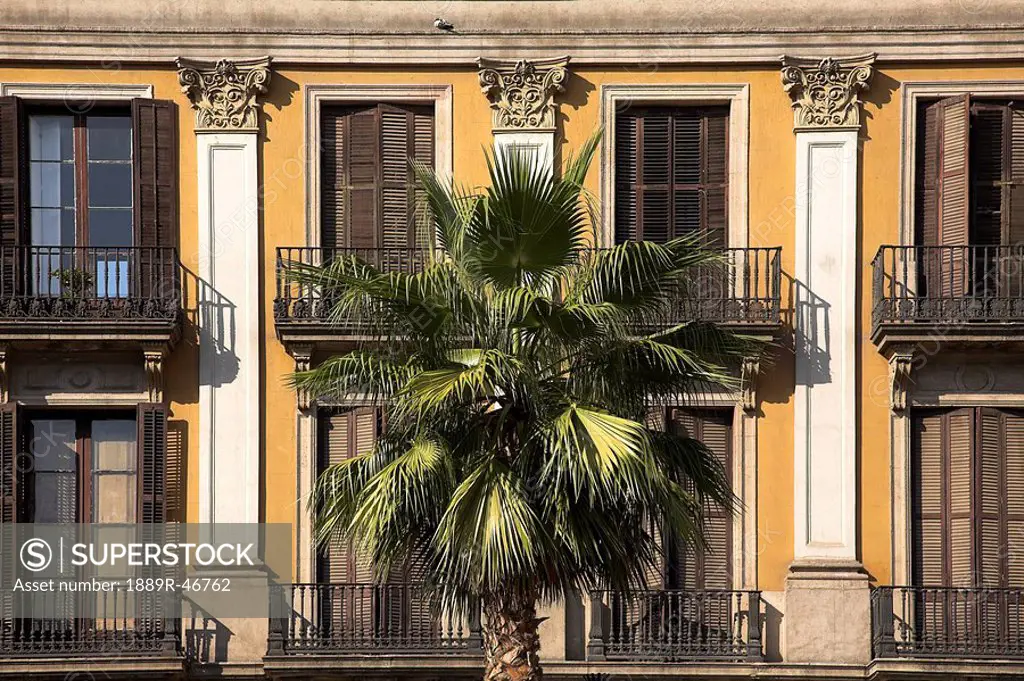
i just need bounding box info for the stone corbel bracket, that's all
[142,343,169,404]
[477,56,569,133]
[0,344,8,404]
[741,356,761,414]
[176,56,272,132]
[888,346,916,414]
[291,345,314,413]
[780,53,875,130]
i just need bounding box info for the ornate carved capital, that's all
[176,56,272,132]
[741,356,761,414]
[142,344,168,404]
[292,345,314,413]
[477,56,569,132]
[888,346,916,414]
[780,54,875,130]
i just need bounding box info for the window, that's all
[614,106,729,246]
[26,413,137,523]
[28,112,133,297]
[0,97,178,302]
[911,407,1024,588]
[320,104,434,255]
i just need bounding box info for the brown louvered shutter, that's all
[614,107,728,246]
[667,408,732,591]
[132,100,178,302]
[912,410,945,587]
[640,407,668,589]
[322,105,433,259]
[947,409,974,587]
[0,404,19,525]
[614,109,639,243]
[137,403,167,525]
[319,407,378,585]
[1008,105,1024,245]
[0,97,25,299]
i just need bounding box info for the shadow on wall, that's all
[260,73,300,145]
[184,605,232,665]
[554,72,596,176]
[858,70,899,143]
[180,265,241,389]
[791,274,832,388]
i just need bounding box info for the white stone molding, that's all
[142,344,168,404]
[196,131,260,526]
[781,54,875,130]
[598,84,750,248]
[898,81,1024,245]
[0,83,153,101]
[477,56,568,133]
[792,128,860,562]
[10,357,147,406]
[176,57,271,132]
[304,84,453,247]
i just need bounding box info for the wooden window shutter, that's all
[0,97,26,299]
[614,110,639,243]
[1008,105,1024,245]
[137,403,167,525]
[969,103,1005,248]
[318,407,379,584]
[667,407,732,591]
[911,408,974,587]
[614,107,728,246]
[0,403,19,525]
[321,104,434,255]
[132,99,179,249]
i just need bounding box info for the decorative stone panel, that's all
[780,54,875,130]
[176,57,272,132]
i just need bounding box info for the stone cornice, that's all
[780,53,875,130]
[176,56,271,132]
[0,32,1022,65]
[477,56,569,132]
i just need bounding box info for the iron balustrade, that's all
[872,245,1024,327]
[872,586,1024,659]
[274,246,781,327]
[267,583,482,656]
[587,589,763,662]
[0,584,179,656]
[0,245,180,320]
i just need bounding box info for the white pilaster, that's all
[792,129,858,561]
[196,132,260,525]
[179,57,271,526]
[781,54,874,665]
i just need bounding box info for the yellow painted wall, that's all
[6,60,1023,591]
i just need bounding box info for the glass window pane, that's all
[87,116,132,161]
[88,208,132,247]
[29,208,76,247]
[29,162,75,209]
[91,419,137,524]
[30,419,77,524]
[28,116,73,162]
[88,163,132,207]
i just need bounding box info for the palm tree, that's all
[290,134,757,681]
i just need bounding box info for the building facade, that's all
[0,0,1022,678]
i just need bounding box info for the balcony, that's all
[0,245,182,349]
[587,589,764,662]
[273,246,782,353]
[265,583,482,677]
[0,585,180,660]
[871,245,1024,352]
[872,585,1024,661]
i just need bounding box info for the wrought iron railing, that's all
[0,584,179,656]
[872,586,1024,659]
[587,589,763,662]
[0,245,180,320]
[872,245,1024,327]
[274,246,781,327]
[267,583,482,656]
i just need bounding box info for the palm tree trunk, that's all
[481,591,544,681]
